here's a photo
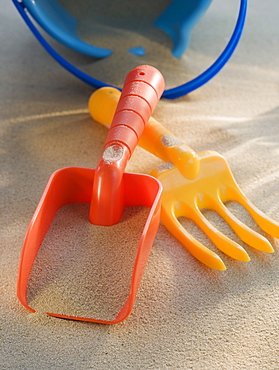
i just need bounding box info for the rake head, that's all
[150,150,279,271]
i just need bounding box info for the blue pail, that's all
[12,0,247,98]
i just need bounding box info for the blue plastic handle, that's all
[12,0,247,99]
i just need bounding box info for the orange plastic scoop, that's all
[89,87,279,271]
[17,65,164,323]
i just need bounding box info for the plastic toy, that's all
[17,65,164,323]
[89,87,279,270]
[13,0,213,59]
[12,0,247,99]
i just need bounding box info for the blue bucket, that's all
[12,0,247,99]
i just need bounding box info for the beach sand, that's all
[1,1,279,368]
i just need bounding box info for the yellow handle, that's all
[88,87,200,180]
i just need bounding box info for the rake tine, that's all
[191,205,250,262]
[211,196,274,253]
[231,188,279,239]
[161,205,227,271]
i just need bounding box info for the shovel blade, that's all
[17,166,162,323]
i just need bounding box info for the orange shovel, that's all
[17,65,164,323]
[89,87,279,271]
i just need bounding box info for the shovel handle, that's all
[89,87,200,179]
[90,65,165,226]
[103,65,165,157]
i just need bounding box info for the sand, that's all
[1,0,279,369]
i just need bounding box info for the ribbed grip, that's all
[103,65,165,157]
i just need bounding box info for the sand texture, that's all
[1,1,279,369]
